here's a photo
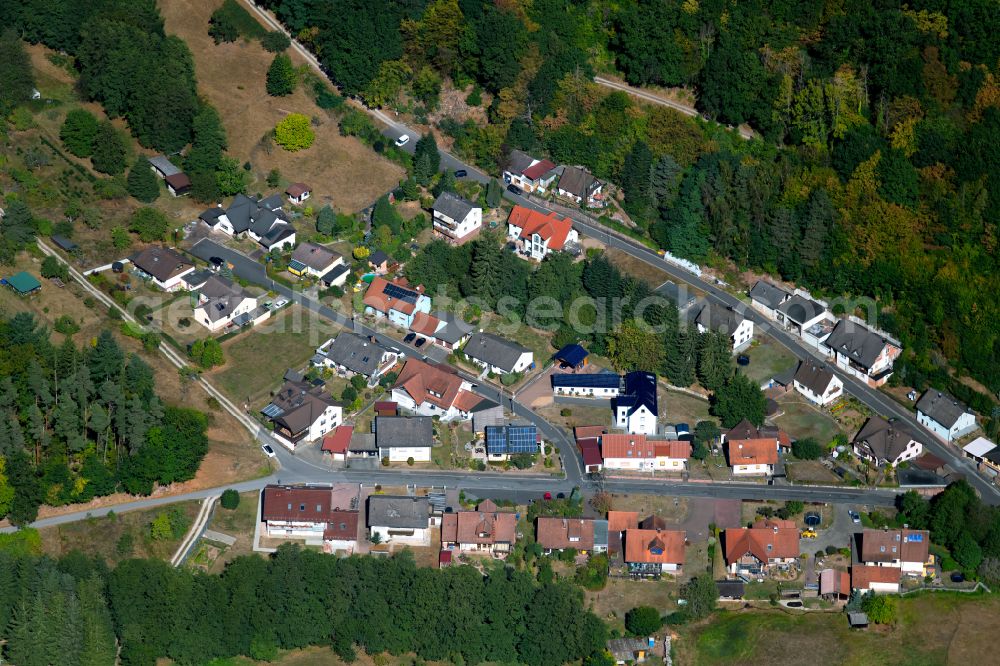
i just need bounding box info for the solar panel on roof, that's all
[551,372,621,388]
[486,425,538,454]
[261,403,284,418]
[383,282,418,304]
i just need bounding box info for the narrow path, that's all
[170,495,217,567]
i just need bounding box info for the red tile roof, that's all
[521,159,556,181]
[507,206,574,250]
[607,511,639,533]
[363,276,424,315]
[409,311,442,337]
[393,358,465,411]
[374,401,398,416]
[859,528,930,564]
[602,434,654,459]
[536,517,595,550]
[321,425,352,454]
[285,182,310,197]
[726,438,779,466]
[441,503,517,546]
[724,520,799,564]
[851,565,901,590]
[452,389,483,413]
[579,439,603,467]
[575,425,608,441]
[655,441,692,459]
[624,529,686,565]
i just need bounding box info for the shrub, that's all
[41,255,69,280]
[220,489,240,510]
[249,635,278,662]
[129,207,170,242]
[465,86,482,107]
[792,437,824,460]
[406,457,415,466]
[266,54,296,96]
[115,530,134,557]
[625,606,663,636]
[53,315,79,335]
[261,31,291,52]
[381,456,389,467]
[560,408,572,417]
[825,545,838,555]
[60,109,99,157]
[274,113,315,151]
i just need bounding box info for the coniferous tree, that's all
[266,53,296,96]
[91,121,128,175]
[60,109,100,158]
[126,156,160,202]
[696,330,735,392]
[469,233,502,308]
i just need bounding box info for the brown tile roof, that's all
[601,434,654,459]
[655,441,692,459]
[452,389,484,413]
[132,246,191,283]
[726,438,778,466]
[393,358,464,411]
[724,520,799,564]
[819,569,851,596]
[261,484,360,540]
[285,182,310,197]
[441,503,517,546]
[321,425,352,454]
[507,206,574,250]
[859,528,929,564]
[607,511,639,533]
[409,311,442,337]
[363,276,424,315]
[536,517,595,551]
[851,565,901,589]
[579,439,603,467]
[574,425,607,441]
[623,529,686,565]
[521,159,556,181]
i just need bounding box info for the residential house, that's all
[363,276,431,328]
[551,371,622,398]
[823,319,901,387]
[852,416,923,467]
[368,250,390,275]
[484,424,539,461]
[321,425,353,461]
[694,304,754,352]
[724,519,800,576]
[614,371,659,435]
[850,565,901,594]
[367,495,431,546]
[131,246,195,291]
[607,638,651,665]
[198,193,295,250]
[432,191,482,243]
[725,437,778,476]
[748,280,790,319]
[314,332,398,382]
[607,511,639,556]
[285,182,311,205]
[557,165,604,207]
[916,390,978,442]
[502,150,558,193]
[775,294,828,335]
[261,380,342,449]
[409,311,474,351]
[792,359,844,406]
[390,358,479,421]
[600,435,689,472]
[963,437,998,472]
[819,569,852,601]
[148,155,180,179]
[463,332,533,375]
[715,580,746,600]
[288,242,345,281]
[623,528,686,576]
[655,441,692,471]
[192,275,260,331]
[536,516,607,554]
[857,528,931,575]
[440,499,517,557]
[506,205,579,261]
[375,415,433,462]
[165,173,191,197]
[261,483,359,551]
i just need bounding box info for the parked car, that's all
[274,298,289,309]
[454,169,467,178]
[261,444,276,458]
[414,337,427,348]
[736,354,751,366]
[507,184,524,196]
[394,134,410,147]
[849,510,861,524]
[543,492,553,500]
[951,572,965,583]
[403,332,416,343]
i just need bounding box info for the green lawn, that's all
[663,388,713,427]
[480,313,555,364]
[774,397,844,445]
[677,592,1000,666]
[211,307,341,405]
[738,336,798,385]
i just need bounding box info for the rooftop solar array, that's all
[383,282,419,304]
[485,425,538,455]
[261,403,284,418]
[551,372,622,388]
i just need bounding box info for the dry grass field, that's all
[159,0,405,213]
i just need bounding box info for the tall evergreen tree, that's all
[60,109,100,158]
[800,189,835,283]
[266,53,296,96]
[663,328,697,387]
[91,121,128,175]
[620,140,653,220]
[414,132,441,176]
[126,156,160,202]
[469,234,502,308]
[0,28,35,116]
[696,330,734,392]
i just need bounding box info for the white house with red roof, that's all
[502,150,558,193]
[506,205,579,261]
[390,358,479,421]
[363,276,431,328]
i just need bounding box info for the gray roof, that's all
[367,495,430,528]
[607,638,648,660]
[472,399,504,432]
[793,360,837,396]
[260,224,295,248]
[262,380,337,435]
[853,416,919,464]
[375,415,433,449]
[321,264,349,286]
[349,432,377,452]
[196,275,254,323]
[777,294,826,325]
[433,191,477,222]
[324,332,390,376]
[182,269,213,290]
[824,320,894,370]
[131,246,190,282]
[558,166,598,198]
[916,390,971,429]
[695,304,745,335]
[259,193,284,210]
[149,155,181,177]
[505,149,536,176]
[748,280,789,309]
[223,193,285,235]
[199,208,225,224]
[464,332,531,372]
[433,312,474,344]
[291,242,342,271]
[369,250,390,266]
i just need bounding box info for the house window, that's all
[287,503,292,510]
[316,504,322,512]
[300,504,305,511]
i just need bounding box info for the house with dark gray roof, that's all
[614,371,658,435]
[375,415,434,462]
[823,319,901,387]
[694,304,754,352]
[792,360,843,406]
[432,191,481,243]
[261,380,342,449]
[131,246,194,291]
[192,275,259,331]
[748,280,790,319]
[463,332,534,375]
[314,332,398,381]
[502,150,558,193]
[367,495,432,545]
[916,390,977,442]
[148,155,181,178]
[853,416,923,467]
[200,193,296,251]
[776,294,828,335]
[289,242,344,279]
[556,166,605,207]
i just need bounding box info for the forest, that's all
[253,0,1000,405]
[0,545,608,666]
[0,313,209,525]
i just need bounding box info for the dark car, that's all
[785,601,803,608]
[736,354,751,366]
[414,337,426,348]
[951,572,965,583]
[507,184,524,196]
[403,332,416,343]
[454,169,467,178]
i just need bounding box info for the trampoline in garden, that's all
[804,513,821,527]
